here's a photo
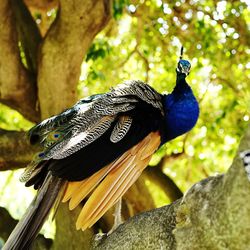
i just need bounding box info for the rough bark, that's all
[24,0,58,11]
[37,0,112,119]
[52,204,94,250]
[0,0,40,122]
[0,129,39,170]
[92,125,250,250]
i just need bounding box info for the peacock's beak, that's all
[183,69,190,76]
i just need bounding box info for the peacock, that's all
[3,48,199,249]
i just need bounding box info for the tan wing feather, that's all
[68,163,114,210]
[76,135,154,230]
[76,156,137,230]
[63,150,133,209]
[80,156,152,230]
[62,181,86,203]
[63,131,160,231]
[80,142,155,229]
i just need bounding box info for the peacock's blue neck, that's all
[161,74,199,144]
[173,72,191,93]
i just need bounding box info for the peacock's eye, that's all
[54,133,60,138]
[38,152,45,158]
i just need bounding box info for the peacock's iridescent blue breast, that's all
[163,91,199,142]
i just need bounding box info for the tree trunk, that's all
[37,0,112,119]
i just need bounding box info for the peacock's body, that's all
[3,58,199,249]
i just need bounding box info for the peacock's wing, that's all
[63,131,161,230]
[21,80,165,230]
[21,94,102,183]
[21,80,164,185]
[43,80,162,160]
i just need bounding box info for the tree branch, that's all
[92,125,250,249]
[144,167,183,202]
[23,0,58,11]
[215,76,240,95]
[10,0,42,74]
[0,207,17,243]
[0,129,39,171]
[37,0,112,119]
[0,0,40,122]
[53,204,94,250]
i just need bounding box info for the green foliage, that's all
[113,0,129,20]
[0,104,33,131]
[86,40,112,62]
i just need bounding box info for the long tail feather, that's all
[3,172,66,250]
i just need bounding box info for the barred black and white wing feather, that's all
[21,80,164,184]
[110,116,133,143]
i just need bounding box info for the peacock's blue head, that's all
[176,59,191,76]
